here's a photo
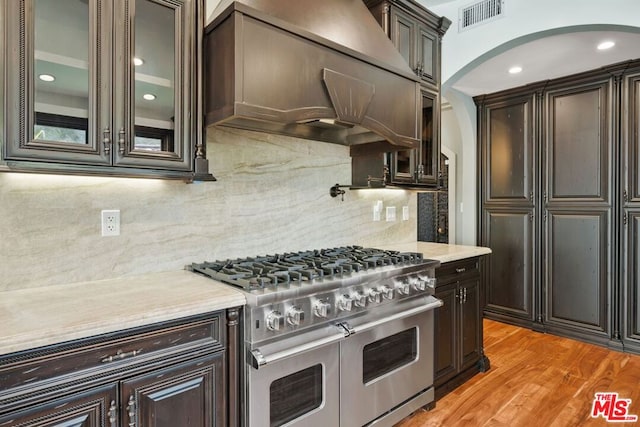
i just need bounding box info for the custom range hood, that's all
[204,0,421,153]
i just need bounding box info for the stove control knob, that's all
[286,306,305,326]
[413,279,427,292]
[353,292,367,308]
[395,281,411,295]
[314,300,332,318]
[265,311,284,331]
[424,277,437,289]
[338,295,353,312]
[381,285,394,300]
[368,288,382,304]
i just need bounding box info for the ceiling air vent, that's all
[459,0,504,32]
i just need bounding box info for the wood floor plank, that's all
[395,320,640,427]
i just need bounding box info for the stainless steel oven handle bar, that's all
[250,296,443,369]
[349,295,443,335]
[250,327,348,369]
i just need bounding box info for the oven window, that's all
[362,328,417,384]
[270,364,323,426]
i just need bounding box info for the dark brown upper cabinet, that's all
[388,86,440,186]
[355,0,450,188]
[389,6,438,86]
[365,0,449,88]
[2,0,210,181]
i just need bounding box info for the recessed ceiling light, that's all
[133,57,144,66]
[143,93,156,101]
[38,74,55,82]
[597,41,615,50]
[508,66,523,74]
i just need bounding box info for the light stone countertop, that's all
[0,243,488,357]
[0,270,245,356]
[376,242,491,264]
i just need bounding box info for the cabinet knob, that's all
[455,267,466,274]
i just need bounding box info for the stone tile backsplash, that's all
[0,127,417,291]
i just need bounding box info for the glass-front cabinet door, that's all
[113,0,193,171]
[417,86,439,185]
[3,0,196,175]
[389,86,439,186]
[5,0,111,165]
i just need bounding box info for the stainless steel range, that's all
[189,246,441,427]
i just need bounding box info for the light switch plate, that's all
[386,206,396,222]
[402,206,409,221]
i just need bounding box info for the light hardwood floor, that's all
[397,319,640,426]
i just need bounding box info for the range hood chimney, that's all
[204,0,421,153]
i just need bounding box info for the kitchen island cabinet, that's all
[0,271,245,427]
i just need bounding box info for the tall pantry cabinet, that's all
[623,66,640,354]
[478,60,640,353]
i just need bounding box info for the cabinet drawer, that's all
[436,258,480,285]
[0,312,224,391]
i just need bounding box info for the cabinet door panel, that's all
[545,210,609,333]
[434,283,458,386]
[625,72,640,203]
[5,0,111,165]
[417,87,439,185]
[483,96,534,204]
[389,86,439,186]
[0,384,117,427]
[482,209,534,320]
[113,0,193,171]
[417,25,436,83]
[121,353,224,427]
[389,8,415,70]
[625,211,640,342]
[546,82,611,203]
[460,279,481,371]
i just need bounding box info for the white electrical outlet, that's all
[101,209,120,236]
[402,206,410,221]
[386,206,396,222]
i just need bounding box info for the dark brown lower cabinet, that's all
[0,384,118,427]
[0,308,240,427]
[434,257,489,399]
[121,353,224,427]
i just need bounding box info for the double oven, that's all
[189,246,441,426]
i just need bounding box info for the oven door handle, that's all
[250,328,348,369]
[350,295,443,335]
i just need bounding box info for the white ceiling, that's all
[414,1,640,96]
[450,30,640,96]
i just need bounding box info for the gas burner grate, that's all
[189,246,423,290]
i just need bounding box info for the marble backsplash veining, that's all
[0,127,417,291]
